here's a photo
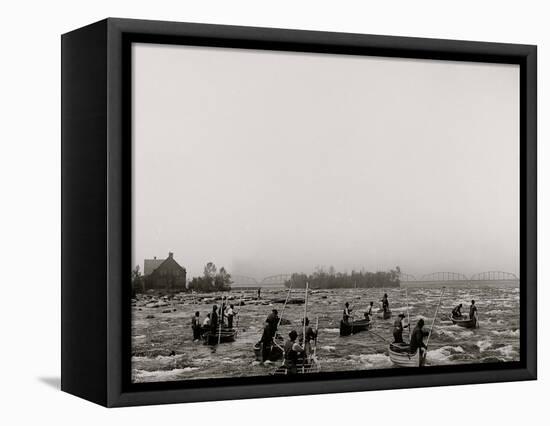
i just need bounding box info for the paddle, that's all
[313,315,319,357]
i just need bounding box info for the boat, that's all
[202,328,236,345]
[388,288,444,368]
[449,315,477,328]
[254,335,285,362]
[339,319,371,336]
[388,342,424,367]
[377,310,392,320]
[272,282,321,375]
[272,298,304,305]
[272,356,320,375]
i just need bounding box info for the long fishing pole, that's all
[405,288,411,341]
[423,287,445,363]
[302,281,309,373]
[235,291,244,329]
[367,329,390,343]
[350,280,357,335]
[277,281,293,330]
[272,282,293,352]
[313,315,319,358]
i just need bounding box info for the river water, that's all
[131,286,520,383]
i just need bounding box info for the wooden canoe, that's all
[272,298,304,305]
[272,356,320,375]
[377,310,392,320]
[388,343,424,367]
[449,315,477,328]
[202,328,236,345]
[339,319,371,336]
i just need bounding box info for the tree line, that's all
[187,262,232,292]
[285,266,401,289]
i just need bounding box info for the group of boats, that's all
[339,308,392,336]
[337,288,479,368]
[201,285,479,372]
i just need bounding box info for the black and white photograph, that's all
[130,43,521,383]
[2,0,546,422]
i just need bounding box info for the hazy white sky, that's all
[132,43,519,280]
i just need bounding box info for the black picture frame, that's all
[61,17,537,407]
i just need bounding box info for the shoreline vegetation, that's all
[285,266,401,289]
[132,261,401,294]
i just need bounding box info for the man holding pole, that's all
[409,318,429,356]
[210,305,219,332]
[392,313,409,343]
[259,321,273,362]
[266,309,279,340]
[343,302,353,323]
[191,311,201,341]
[283,330,304,374]
[469,300,478,320]
[301,317,317,356]
[364,301,374,321]
[226,304,235,329]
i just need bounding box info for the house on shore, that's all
[143,252,187,292]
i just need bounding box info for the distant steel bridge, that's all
[231,275,259,287]
[470,271,518,281]
[419,272,470,282]
[231,270,519,289]
[399,270,519,288]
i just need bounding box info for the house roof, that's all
[144,252,186,276]
[144,258,165,276]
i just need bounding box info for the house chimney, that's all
[168,252,174,258]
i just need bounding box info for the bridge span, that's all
[399,271,519,288]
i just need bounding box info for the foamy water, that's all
[131,286,520,383]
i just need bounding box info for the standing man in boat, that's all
[191,311,201,341]
[343,302,353,323]
[364,301,374,321]
[283,330,305,374]
[381,293,390,314]
[409,318,429,356]
[203,313,211,328]
[226,304,235,329]
[301,317,317,356]
[266,309,279,339]
[257,287,261,300]
[392,313,409,343]
[259,321,274,362]
[469,300,478,322]
[220,300,227,326]
[451,303,463,319]
[210,305,219,332]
